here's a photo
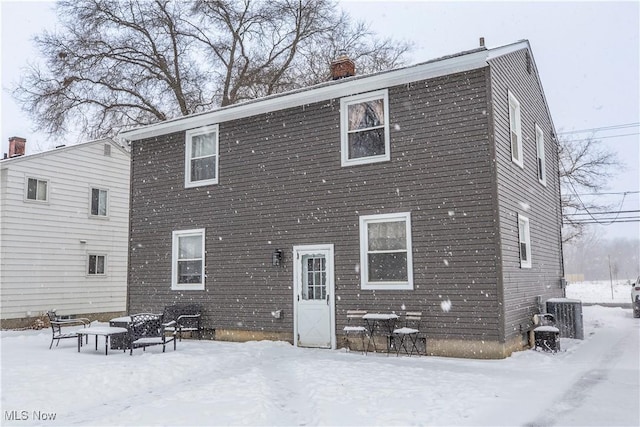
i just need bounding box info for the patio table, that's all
[109,316,132,350]
[77,326,128,355]
[362,313,399,353]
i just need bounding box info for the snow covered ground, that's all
[1,282,638,426]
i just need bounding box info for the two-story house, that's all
[120,40,564,358]
[0,138,130,328]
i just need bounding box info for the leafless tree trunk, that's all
[12,0,411,139]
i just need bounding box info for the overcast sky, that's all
[1,0,638,240]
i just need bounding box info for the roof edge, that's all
[120,40,530,142]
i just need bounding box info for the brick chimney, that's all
[330,51,355,80]
[8,137,26,158]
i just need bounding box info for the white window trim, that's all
[359,212,413,290]
[171,228,206,290]
[87,254,107,276]
[24,176,49,203]
[508,91,523,168]
[518,214,532,269]
[340,89,391,167]
[185,125,219,188]
[535,124,547,186]
[89,186,109,218]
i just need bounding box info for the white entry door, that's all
[293,245,335,349]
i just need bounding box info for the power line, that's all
[565,210,640,216]
[574,191,640,196]
[558,122,640,135]
[569,219,640,224]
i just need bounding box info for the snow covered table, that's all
[362,313,399,353]
[77,326,128,355]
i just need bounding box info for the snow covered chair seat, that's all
[392,312,423,356]
[127,313,176,355]
[47,310,91,349]
[343,310,368,353]
[162,304,202,341]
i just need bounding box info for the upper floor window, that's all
[88,254,106,275]
[508,91,523,168]
[185,125,219,188]
[172,229,205,290]
[90,188,108,217]
[535,124,547,186]
[359,212,413,290]
[26,177,48,202]
[518,214,532,269]
[340,90,390,166]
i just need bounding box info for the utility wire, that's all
[558,122,640,135]
[566,210,640,216]
[574,191,639,196]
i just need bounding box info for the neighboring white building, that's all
[0,137,130,328]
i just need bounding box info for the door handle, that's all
[326,294,329,305]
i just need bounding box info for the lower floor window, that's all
[359,212,413,290]
[172,228,205,290]
[88,254,106,275]
[518,214,532,268]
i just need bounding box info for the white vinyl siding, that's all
[518,214,532,269]
[185,125,219,188]
[340,90,390,166]
[508,91,523,168]
[359,212,413,290]
[535,124,546,186]
[0,140,130,319]
[172,229,206,290]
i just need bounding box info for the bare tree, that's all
[559,134,621,243]
[12,0,412,140]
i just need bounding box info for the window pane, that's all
[368,253,408,281]
[348,128,385,159]
[177,260,202,283]
[520,242,528,262]
[178,235,202,259]
[368,221,406,251]
[511,132,519,160]
[27,178,37,200]
[36,180,47,200]
[348,99,384,131]
[191,157,216,182]
[88,255,97,274]
[96,256,105,274]
[191,133,216,157]
[91,189,99,215]
[98,190,107,216]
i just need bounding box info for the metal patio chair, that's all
[343,310,369,353]
[392,311,422,356]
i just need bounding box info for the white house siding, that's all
[0,139,130,323]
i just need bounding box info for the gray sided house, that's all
[121,40,564,359]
